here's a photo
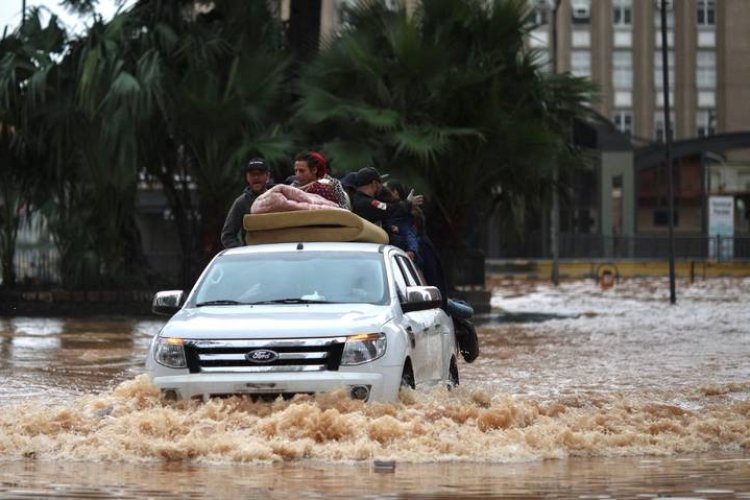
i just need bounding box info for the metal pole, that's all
[660,0,677,304]
[550,0,561,286]
[21,0,26,28]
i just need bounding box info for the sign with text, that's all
[708,196,734,259]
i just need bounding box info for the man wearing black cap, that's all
[221,158,270,248]
[352,166,423,227]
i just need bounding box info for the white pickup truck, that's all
[146,241,459,402]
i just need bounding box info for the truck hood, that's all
[160,304,393,340]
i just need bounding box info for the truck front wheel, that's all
[400,360,415,389]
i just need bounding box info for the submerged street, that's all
[1,278,749,498]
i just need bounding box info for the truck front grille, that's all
[184,337,346,374]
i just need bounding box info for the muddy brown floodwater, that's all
[1,278,749,498]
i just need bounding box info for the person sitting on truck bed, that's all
[221,158,271,249]
[380,179,421,263]
[292,151,349,208]
[339,171,358,208]
[352,167,424,237]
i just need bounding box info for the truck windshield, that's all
[192,252,388,306]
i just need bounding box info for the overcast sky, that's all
[0,0,135,35]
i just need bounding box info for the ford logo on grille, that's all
[245,349,279,363]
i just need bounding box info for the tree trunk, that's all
[0,229,17,289]
[198,196,228,271]
[120,209,151,287]
[0,189,19,289]
[155,163,201,289]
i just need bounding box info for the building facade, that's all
[519,0,750,258]
[529,0,750,154]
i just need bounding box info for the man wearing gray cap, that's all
[221,158,270,248]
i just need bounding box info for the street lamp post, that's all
[659,0,677,304]
[549,0,562,287]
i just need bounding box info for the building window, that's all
[614,31,632,47]
[654,50,674,89]
[698,90,716,107]
[336,0,357,30]
[653,209,679,227]
[530,0,548,26]
[654,5,675,48]
[655,30,674,48]
[655,91,674,108]
[654,8,674,29]
[533,49,552,72]
[696,109,717,137]
[571,30,591,47]
[655,111,675,142]
[612,50,633,89]
[696,50,716,88]
[529,30,550,48]
[697,30,716,48]
[613,0,632,26]
[613,110,633,136]
[571,0,591,24]
[614,91,632,107]
[697,0,716,26]
[570,50,591,78]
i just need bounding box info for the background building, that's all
[511,0,750,258]
[528,0,750,154]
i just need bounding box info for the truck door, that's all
[390,255,432,386]
[398,256,444,383]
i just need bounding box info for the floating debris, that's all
[373,460,396,473]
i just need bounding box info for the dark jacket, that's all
[352,190,412,226]
[384,213,420,258]
[221,188,261,248]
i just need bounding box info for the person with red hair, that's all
[292,151,350,209]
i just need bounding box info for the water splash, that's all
[2,375,748,464]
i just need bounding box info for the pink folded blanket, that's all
[251,184,344,214]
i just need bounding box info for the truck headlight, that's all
[154,337,187,369]
[341,332,386,365]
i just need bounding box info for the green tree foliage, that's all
[76,0,295,285]
[0,11,67,288]
[296,0,593,248]
[2,1,295,288]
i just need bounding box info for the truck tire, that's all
[400,360,415,389]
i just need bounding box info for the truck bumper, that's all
[152,367,402,402]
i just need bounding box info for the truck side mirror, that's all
[401,286,442,312]
[152,290,185,316]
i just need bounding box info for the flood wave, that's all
[2,375,749,464]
